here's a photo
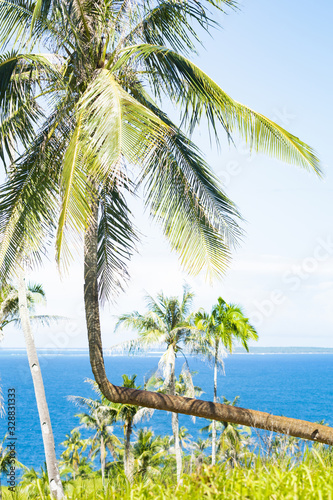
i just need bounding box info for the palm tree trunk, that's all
[83,200,333,447]
[170,356,182,482]
[17,267,64,500]
[124,420,134,483]
[211,339,218,466]
[100,434,105,487]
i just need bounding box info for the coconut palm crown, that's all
[0,0,321,287]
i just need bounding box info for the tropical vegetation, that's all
[0,0,328,496]
[1,395,333,499]
[116,286,201,481]
[0,0,323,446]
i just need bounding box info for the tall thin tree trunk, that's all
[17,267,64,500]
[83,199,333,448]
[100,434,105,487]
[124,420,134,483]
[211,339,218,466]
[170,355,182,482]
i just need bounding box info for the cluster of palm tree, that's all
[62,388,255,485]
[114,286,258,479]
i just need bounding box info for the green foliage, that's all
[0,281,58,334]
[4,448,333,499]
[0,0,322,292]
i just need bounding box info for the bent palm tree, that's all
[0,0,329,446]
[193,297,258,464]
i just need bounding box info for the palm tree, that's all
[0,281,61,334]
[191,438,211,472]
[133,428,165,478]
[116,286,199,481]
[0,0,328,446]
[60,429,90,480]
[0,436,12,500]
[200,396,253,466]
[194,298,258,465]
[69,387,120,487]
[108,374,154,483]
[0,276,64,498]
[177,426,192,455]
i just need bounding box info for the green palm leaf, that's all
[97,186,138,303]
[113,44,321,174]
[79,69,172,176]
[56,113,92,270]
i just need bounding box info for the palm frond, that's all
[126,88,241,278]
[97,185,138,304]
[143,130,236,280]
[0,0,34,48]
[156,344,175,391]
[56,113,93,271]
[132,406,155,426]
[114,44,321,174]
[0,50,62,166]
[79,69,171,181]
[0,115,66,279]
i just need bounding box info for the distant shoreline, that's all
[1,346,333,356]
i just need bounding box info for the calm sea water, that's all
[1,350,333,470]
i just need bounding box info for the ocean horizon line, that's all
[2,346,333,356]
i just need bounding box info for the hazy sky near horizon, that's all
[1,0,332,349]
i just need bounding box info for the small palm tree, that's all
[20,464,50,498]
[193,297,258,465]
[0,282,60,334]
[0,436,12,500]
[133,428,165,478]
[108,374,154,483]
[60,429,90,480]
[178,427,192,454]
[69,384,120,487]
[116,285,200,481]
[191,438,211,473]
[218,425,253,467]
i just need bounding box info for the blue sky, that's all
[2,0,333,348]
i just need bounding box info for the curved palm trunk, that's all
[18,268,64,500]
[211,339,218,466]
[83,201,333,448]
[170,354,182,482]
[124,419,134,483]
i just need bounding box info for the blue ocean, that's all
[1,350,333,470]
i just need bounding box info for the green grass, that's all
[3,449,333,499]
